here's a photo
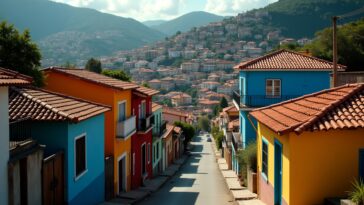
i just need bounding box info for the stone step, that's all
[237,199,266,205]
[232,190,257,200]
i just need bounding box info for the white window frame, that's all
[118,100,127,122]
[266,79,281,98]
[74,133,88,181]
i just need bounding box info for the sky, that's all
[51,0,278,21]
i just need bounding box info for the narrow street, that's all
[138,135,235,205]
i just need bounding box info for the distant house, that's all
[0,68,31,205]
[251,84,364,205]
[198,99,220,109]
[9,86,110,205]
[200,81,220,90]
[163,107,192,125]
[162,124,174,169]
[151,103,166,175]
[232,49,346,174]
[181,62,199,73]
[171,93,192,106]
[148,79,161,90]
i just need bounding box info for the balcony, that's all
[116,115,136,139]
[153,120,167,138]
[9,120,33,149]
[233,91,298,108]
[138,114,153,132]
[232,132,242,151]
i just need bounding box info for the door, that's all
[359,149,364,180]
[118,102,126,122]
[274,140,283,205]
[142,144,146,175]
[42,152,64,205]
[118,156,127,193]
[105,156,114,200]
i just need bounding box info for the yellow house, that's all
[250,84,364,205]
[43,67,139,195]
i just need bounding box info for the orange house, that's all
[43,67,138,194]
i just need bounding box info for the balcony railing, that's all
[153,121,167,138]
[9,120,32,149]
[138,114,153,132]
[232,132,242,151]
[233,91,298,108]
[117,115,136,138]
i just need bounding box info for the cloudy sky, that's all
[51,0,277,21]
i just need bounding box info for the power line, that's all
[338,6,364,19]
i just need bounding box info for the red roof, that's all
[0,67,32,86]
[135,86,159,96]
[152,103,162,112]
[9,86,110,122]
[44,67,139,90]
[250,84,364,134]
[234,49,346,71]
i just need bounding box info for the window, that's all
[262,139,268,178]
[118,101,126,121]
[240,77,245,96]
[75,135,87,179]
[142,144,146,174]
[266,79,281,97]
[147,143,151,164]
[141,101,146,119]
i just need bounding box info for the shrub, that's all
[348,179,364,205]
[237,142,257,185]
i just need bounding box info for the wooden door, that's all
[105,156,114,200]
[42,152,64,205]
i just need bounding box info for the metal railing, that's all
[116,115,136,138]
[233,91,298,107]
[232,132,242,151]
[9,120,32,149]
[139,114,153,132]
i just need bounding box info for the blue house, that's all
[9,86,110,205]
[231,49,346,173]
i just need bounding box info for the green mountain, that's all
[143,20,167,27]
[262,0,364,38]
[151,11,225,36]
[0,0,164,66]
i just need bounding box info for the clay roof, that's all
[228,119,239,130]
[250,84,364,135]
[149,79,161,83]
[152,103,162,112]
[135,86,159,96]
[163,106,189,117]
[173,126,182,134]
[0,68,32,86]
[223,105,238,114]
[9,86,110,123]
[44,67,138,90]
[162,124,174,139]
[234,49,346,71]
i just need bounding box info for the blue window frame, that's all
[262,137,268,179]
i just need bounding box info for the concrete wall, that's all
[0,86,9,205]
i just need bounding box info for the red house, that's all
[131,86,159,189]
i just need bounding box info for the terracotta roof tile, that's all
[152,103,162,112]
[235,49,346,71]
[250,84,364,134]
[135,86,159,96]
[9,86,110,122]
[163,106,189,117]
[44,67,138,90]
[0,68,32,86]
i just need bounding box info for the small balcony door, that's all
[118,101,126,122]
[141,144,146,175]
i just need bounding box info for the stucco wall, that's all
[290,128,364,205]
[0,86,9,205]
[257,123,290,205]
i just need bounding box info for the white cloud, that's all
[52,0,186,21]
[204,0,277,15]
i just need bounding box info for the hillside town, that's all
[1,1,364,205]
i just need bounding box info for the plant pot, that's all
[247,168,257,194]
[340,199,357,205]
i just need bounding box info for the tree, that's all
[0,21,43,86]
[174,121,195,147]
[213,105,220,117]
[101,69,131,82]
[303,18,364,71]
[197,116,210,131]
[220,97,228,109]
[85,58,102,73]
[142,82,150,88]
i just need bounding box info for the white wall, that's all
[0,86,9,205]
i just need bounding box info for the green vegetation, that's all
[197,116,210,131]
[263,0,364,38]
[348,179,364,204]
[0,21,43,86]
[237,142,257,185]
[101,69,131,82]
[304,18,364,71]
[141,82,150,88]
[211,126,224,149]
[161,98,173,107]
[220,97,228,109]
[85,58,102,73]
[174,121,196,147]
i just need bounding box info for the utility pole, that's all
[332,16,338,87]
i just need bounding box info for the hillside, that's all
[262,0,364,38]
[143,20,167,27]
[151,11,224,36]
[0,0,164,66]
